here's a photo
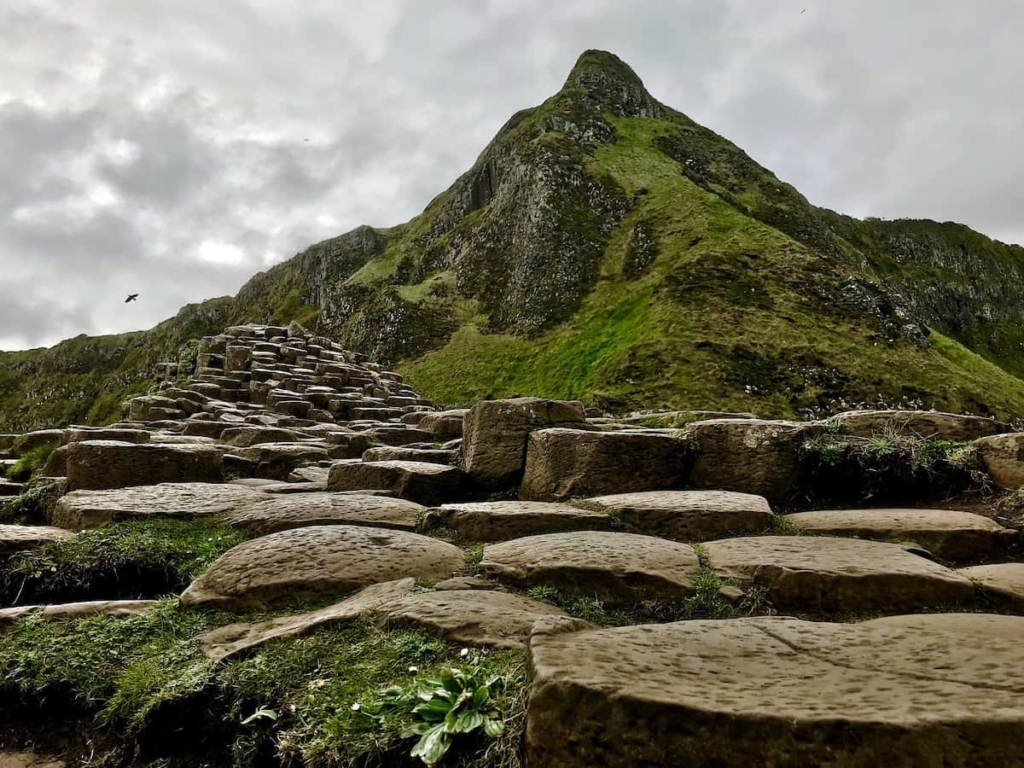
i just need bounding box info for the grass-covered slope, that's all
[4,50,1024,429]
[401,114,1024,418]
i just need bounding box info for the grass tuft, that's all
[1,518,249,605]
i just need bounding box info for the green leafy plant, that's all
[241,707,278,725]
[359,660,509,766]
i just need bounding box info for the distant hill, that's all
[4,50,1024,431]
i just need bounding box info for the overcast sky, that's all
[2,0,1022,351]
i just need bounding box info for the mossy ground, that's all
[0,604,526,768]
[0,518,250,605]
[5,441,58,481]
[401,116,1024,419]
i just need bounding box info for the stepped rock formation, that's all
[5,51,1024,431]
[3,321,1024,764]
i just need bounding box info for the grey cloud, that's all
[1,0,1023,350]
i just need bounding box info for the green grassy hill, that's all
[4,50,1024,429]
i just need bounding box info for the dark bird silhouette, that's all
[125,293,139,303]
[801,8,806,12]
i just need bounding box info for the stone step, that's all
[0,480,24,496]
[425,501,615,542]
[527,614,1024,767]
[327,459,466,505]
[179,525,464,611]
[0,523,75,555]
[576,490,774,542]
[520,427,694,502]
[480,531,702,605]
[959,563,1024,609]
[65,441,223,491]
[703,535,977,614]
[784,507,1017,560]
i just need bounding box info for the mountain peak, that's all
[560,50,664,118]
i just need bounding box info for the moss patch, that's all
[0,604,527,768]
[1,518,250,605]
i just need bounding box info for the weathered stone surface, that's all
[686,419,822,502]
[974,433,1024,489]
[427,501,613,542]
[219,426,303,448]
[833,409,1002,441]
[368,427,433,447]
[65,441,224,491]
[520,428,693,502]
[230,442,329,480]
[323,431,377,459]
[784,508,1017,560]
[220,493,425,534]
[434,576,497,591]
[129,396,185,423]
[417,409,468,440]
[62,428,150,445]
[958,563,1024,609]
[11,430,64,457]
[52,483,262,529]
[41,444,68,476]
[527,614,1024,768]
[0,750,66,767]
[481,531,700,604]
[197,578,416,662]
[376,590,567,648]
[704,536,975,613]
[578,490,773,542]
[362,447,458,465]
[0,524,75,556]
[327,460,466,505]
[462,398,587,489]
[179,525,464,611]
[183,420,229,439]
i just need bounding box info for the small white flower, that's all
[460,648,469,658]
[288,704,297,713]
[351,703,361,712]
[408,666,419,674]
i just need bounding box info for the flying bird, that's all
[125,293,139,303]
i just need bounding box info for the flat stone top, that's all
[73,439,216,453]
[377,589,568,649]
[0,524,75,553]
[703,536,970,581]
[482,531,700,595]
[786,508,1011,533]
[531,614,1024,723]
[233,442,329,458]
[179,524,464,611]
[220,493,425,534]
[582,490,772,514]
[52,483,262,529]
[958,563,1024,600]
[438,501,604,516]
[351,460,460,475]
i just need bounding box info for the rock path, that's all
[3,323,1024,766]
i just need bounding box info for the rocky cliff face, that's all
[4,50,1024,429]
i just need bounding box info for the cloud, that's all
[1,0,1022,350]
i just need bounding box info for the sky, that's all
[2,0,1022,351]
